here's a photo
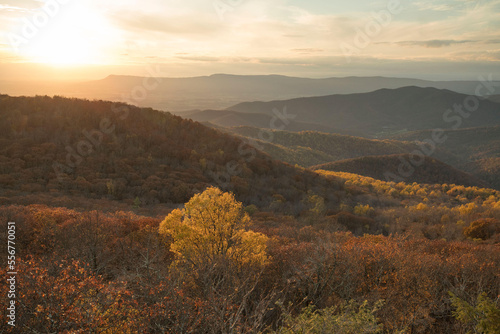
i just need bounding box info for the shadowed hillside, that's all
[391,126,500,159]
[215,126,496,189]
[182,110,342,133]
[312,154,489,188]
[392,126,500,189]
[222,126,436,166]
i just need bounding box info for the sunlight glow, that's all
[20,2,114,66]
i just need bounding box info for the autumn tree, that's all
[159,187,268,270]
[463,218,499,240]
[159,187,272,332]
[275,300,384,334]
[450,292,500,334]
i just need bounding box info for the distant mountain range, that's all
[214,86,500,137]
[192,86,499,189]
[1,74,499,111]
[181,110,343,133]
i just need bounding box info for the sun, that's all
[20,2,114,66]
[24,30,95,66]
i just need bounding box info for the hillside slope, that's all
[182,110,342,133]
[312,154,489,188]
[0,95,342,210]
[392,126,500,188]
[222,126,430,166]
[391,126,500,160]
[225,126,461,166]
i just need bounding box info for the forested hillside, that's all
[2,0,500,330]
[221,126,496,189]
[311,154,489,188]
[392,126,500,189]
[224,126,440,166]
[0,95,342,211]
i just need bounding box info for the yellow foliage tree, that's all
[159,187,268,269]
[353,204,375,217]
[457,202,478,216]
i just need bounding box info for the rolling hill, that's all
[0,94,342,211]
[216,125,498,189]
[392,126,500,189]
[221,126,438,166]
[311,154,489,188]
[391,126,500,161]
[2,95,499,334]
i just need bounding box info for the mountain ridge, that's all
[228,86,500,137]
[2,74,499,111]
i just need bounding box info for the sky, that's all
[0,0,499,81]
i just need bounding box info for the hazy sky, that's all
[0,0,499,80]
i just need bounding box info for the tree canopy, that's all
[159,187,268,269]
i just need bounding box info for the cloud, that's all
[108,10,223,38]
[0,5,28,12]
[176,55,221,62]
[412,3,454,11]
[395,40,475,48]
[291,48,324,54]
[450,50,500,61]
[411,0,483,12]
[0,0,45,10]
[1,0,499,80]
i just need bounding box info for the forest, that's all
[0,95,499,333]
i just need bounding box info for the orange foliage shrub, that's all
[463,218,500,240]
